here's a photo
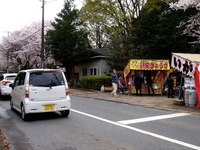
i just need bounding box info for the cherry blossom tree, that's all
[0,21,54,72]
[0,48,7,71]
[172,0,200,10]
[171,0,200,44]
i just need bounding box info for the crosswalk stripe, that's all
[117,113,190,124]
[71,109,199,150]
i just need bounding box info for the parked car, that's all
[10,69,71,121]
[0,73,17,98]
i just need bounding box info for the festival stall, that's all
[171,53,200,108]
[124,59,170,95]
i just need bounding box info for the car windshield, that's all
[29,71,65,87]
[5,76,16,81]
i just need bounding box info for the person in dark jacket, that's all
[145,72,154,95]
[134,73,142,96]
[166,73,174,98]
[111,69,118,96]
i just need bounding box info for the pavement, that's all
[69,88,200,115]
[0,88,200,150]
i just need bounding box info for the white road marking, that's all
[71,109,200,150]
[117,113,190,124]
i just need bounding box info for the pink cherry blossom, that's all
[171,0,200,44]
[0,21,54,71]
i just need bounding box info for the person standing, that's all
[166,73,174,98]
[146,72,154,95]
[134,73,142,96]
[111,69,118,96]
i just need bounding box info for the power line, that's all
[45,0,60,4]
[7,0,57,39]
[19,8,41,33]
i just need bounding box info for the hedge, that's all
[80,76,112,90]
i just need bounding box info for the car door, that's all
[12,72,26,109]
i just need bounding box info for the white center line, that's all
[117,113,190,124]
[71,109,200,150]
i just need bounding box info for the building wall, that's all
[79,58,111,79]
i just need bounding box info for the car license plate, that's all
[44,105,54,111]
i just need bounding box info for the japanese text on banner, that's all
[130,60,170,70]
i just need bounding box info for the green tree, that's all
[108,0,197,68]
[79,0,147,69]
[133,2,198,59]
[80,0,146,49]
[79,0,197,69]
[79,0,109,49]
[46,0,89,79]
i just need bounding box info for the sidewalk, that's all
[69,88,200,115]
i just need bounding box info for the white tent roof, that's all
[172,53,200,63]
[172,53,200,77]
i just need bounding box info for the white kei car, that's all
[0,73,17,99]
[10,69,71,121]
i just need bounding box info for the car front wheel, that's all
[60,110,70,117]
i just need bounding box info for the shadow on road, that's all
[12,109,68,122]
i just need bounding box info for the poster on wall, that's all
[153,71,168,94]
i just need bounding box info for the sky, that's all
[0,0,83,41]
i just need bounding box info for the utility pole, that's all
[6,32,10,73]
[41,0,45,68]
[7,50,9,73]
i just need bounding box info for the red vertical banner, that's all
[194,64,200,108]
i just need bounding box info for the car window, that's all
[14,72,26,87]
[5,76,16,81]
[14,75,20,86]
[19,73,26,85]
[29,71,65,87]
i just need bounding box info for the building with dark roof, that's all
[74,48,111,80]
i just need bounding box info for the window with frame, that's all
[90,67,98,76]
[82,68,87,76]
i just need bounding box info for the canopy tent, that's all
[124,59,170,95]
[171,53,200,108]
[171,53,200,77]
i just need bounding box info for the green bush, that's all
[80,76,112,90]
[73,83,82,88]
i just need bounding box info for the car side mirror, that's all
[9,84,14,89]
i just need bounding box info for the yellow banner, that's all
[130,60,170,70]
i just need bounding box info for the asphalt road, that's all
[0,95,200,150]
